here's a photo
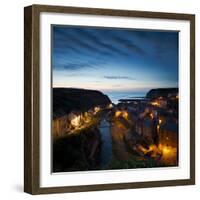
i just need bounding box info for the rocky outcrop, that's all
[53,88,111,119]
[146,88,178,99]
[53,126,101,172]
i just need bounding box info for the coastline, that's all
[52,87,179,172]
[100,91,147,104]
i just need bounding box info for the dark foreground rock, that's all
[53,126,101,172]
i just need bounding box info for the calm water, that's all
[104,91,146,104]
[99,119,112,168]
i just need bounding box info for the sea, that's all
[103,91,146,104]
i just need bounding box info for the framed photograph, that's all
[24,4,195,194]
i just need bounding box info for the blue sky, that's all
[52,25,178,93]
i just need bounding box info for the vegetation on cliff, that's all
[53,88,111,119]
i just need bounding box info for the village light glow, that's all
[94,106,100,114]
[162,146,171,155]
[138,144,162,158]
[115,111,121,118]
[115,111,129,120]
[157,124,160,131]
[122,112,128,119]
[108,103,113,109]
[151,101,160,106]
[84,112,91,123]
[71,115,81,127]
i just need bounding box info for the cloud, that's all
[104,76,135,80]
[53,26,109,57]
[53,55,108,71]
[52,26,178,84]
[112,35,146,56]
[53,26,130,60]
[53,26,147,73]
[72,28,129,57]
[111,84,123,87]
[54,61,101,71]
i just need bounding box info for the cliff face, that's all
[146,88,178,99]
[53,88,111,119]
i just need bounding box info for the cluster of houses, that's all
[53,103,113,138]
[113,92,178,165]
[53,106,100,138]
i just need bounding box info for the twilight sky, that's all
[52,25,178,93]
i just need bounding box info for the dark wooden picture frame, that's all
[24,4,195,195]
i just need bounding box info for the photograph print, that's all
[52,25,179,173]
